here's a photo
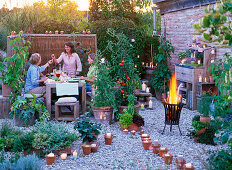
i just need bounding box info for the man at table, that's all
[51,42,82,75]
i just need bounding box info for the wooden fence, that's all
[7,34,97,74]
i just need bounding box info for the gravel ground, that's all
[0,98,228,170]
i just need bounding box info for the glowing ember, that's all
[167,74,181,104]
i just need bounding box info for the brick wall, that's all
[160,4,232,71]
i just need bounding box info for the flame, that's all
[167,74,181,104]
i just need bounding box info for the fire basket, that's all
[162,102,183,135]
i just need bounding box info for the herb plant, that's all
[119,113,133,129]
[74,115,101,143]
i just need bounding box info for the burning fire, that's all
[167,74,181,104]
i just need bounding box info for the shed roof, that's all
[153,0,219,14]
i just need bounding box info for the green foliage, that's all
[122,95,137,116]
[178,51,188,60]
[208,149,232,170]
[103,28,140,106]
[13,132,34,153]
[193,0,232,45]
[192,121,210,131]
[74,114,101,143]
[10,95,50,125]
[192,115,200,122]
[151,37,174,91]
[93,56,116,108]
[0,122,22,152]
[197,95,213,117]
[119,113,133,129]
[0,154,42,170]
[132,114,144,127]
[0,35,30,100]
[32,121,79,155]
[32,132,51,150]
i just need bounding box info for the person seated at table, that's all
[79,53,97,92]
[51,42,82,75]
[26,52,44,77]
[25,53,53,96]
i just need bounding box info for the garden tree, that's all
[193,0,232,45]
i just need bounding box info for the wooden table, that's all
[46,82,86,118]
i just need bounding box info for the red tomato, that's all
[120,63,123,66]
[121,90,124,94]
[122,60,125,64]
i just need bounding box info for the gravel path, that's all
[0,98,228,169]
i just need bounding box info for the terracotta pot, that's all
[140,130,144,135]
[195,128,206,135]
[87,31,91,34]
[82,31,86,34]
[128,123,141,132]
[141,134,150,139]
[164,153,173,165]
[49,31,52,34]
[104,134,113,145]
[200,116,211,123]
[91,144,98,153]
[82,145,91,155]
[159,148,168,158]
[175,159,186,170]
[60,31,64,34]
[142,140,152,150]
[92,106,113,125]
[152,144,161,154]
[194,137,200,143]
[183,164,195,170]
[141,138,151,141]
[45,155,56,165]
[2,83,12,97]
[55,30,59,34]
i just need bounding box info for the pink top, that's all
[57,52,82,75]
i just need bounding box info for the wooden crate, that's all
[0,95,10,119]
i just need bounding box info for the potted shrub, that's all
[92,57,116,125]
[74,114,101,144]
[9,94,50,126]
[151,37,174,100]
[119,113,133,129]
[198,94,213,122]
[0,35,30,98]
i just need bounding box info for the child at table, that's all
[25,53,53,96]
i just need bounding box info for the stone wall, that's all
[160,4,232,71]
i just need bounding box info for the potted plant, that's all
[198,93,213,122]
[119,95,144,131]
[0,34,30,98]
[74,114,101,144]
[91,57,116,125]
[10,94,50,126]
[151,37,174,100]
[178,51,188,63]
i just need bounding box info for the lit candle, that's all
[199,75,202,83]
[164,153,170,157]
[142,82,146,91]
[146,87,150,93]
[211,59,214,63]
[154,140,159,146]
[91,144,96,147]
[131,130,136,135]
[150,62,152,67]
[178,155,184,162]
[203,44,206,48]
[142,62,144,65]
[135,65,137,68]
[198,60,200,64]
[47,153,55,157]
[160,147,165,150]
[123,129,128,134]
[146,63,148,67]
[140,130,144,134]
[141,134,148,138]
[100,115,103,120]
[143,140,149,143]
[211,49,215,54]
[204,77,207,83]
[106,133,112,138]
[137,55,140,58]
[141,104,144,110]
[148,99,153,109]
[73,150,77,159]
[60,153,67,160]
[104,117,106,120]
[185,163,192,168]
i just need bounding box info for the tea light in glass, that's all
[60,153,67,160]
[73,150,77,159]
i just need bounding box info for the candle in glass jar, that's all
[148,99,153,109]
[185,163,192,168]
[142,82,146,91]
[199,75,202,83]
[198,60,200,64]
[141,104,144,110]
[146,87,150,93]
[60,153,67,160]
[73,150,77,159]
